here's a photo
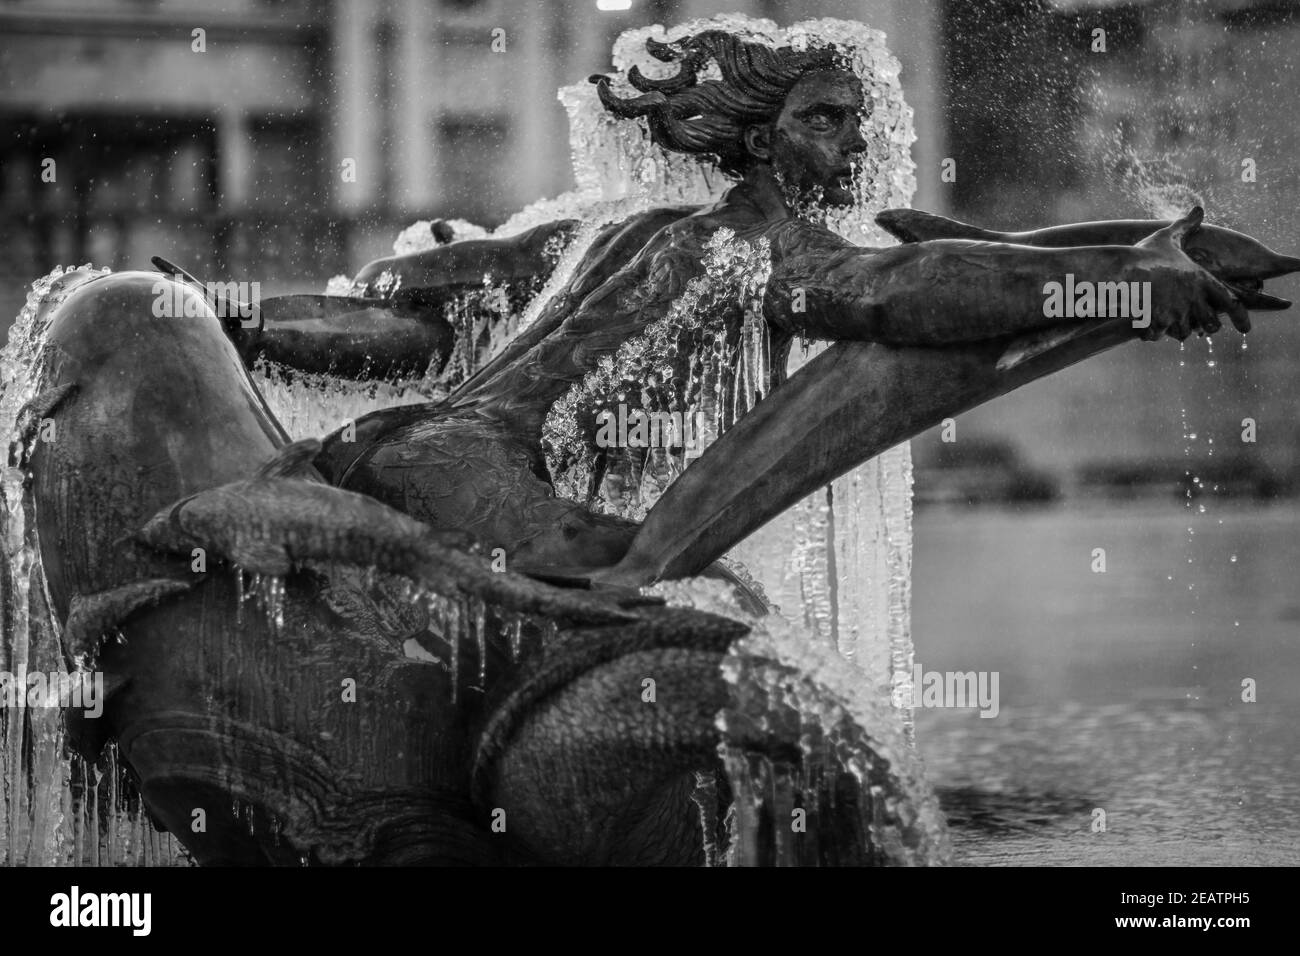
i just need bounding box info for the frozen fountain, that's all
[4,12,1294,867]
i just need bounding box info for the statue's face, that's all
[768,69,867,207]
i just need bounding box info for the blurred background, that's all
[2,0,1298,864]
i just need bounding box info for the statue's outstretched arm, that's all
[224,221,581,379]
[246,208,701,385]
[351,219,580,296]
[238,220,592,380]
[877,208,1176,247]
[875,208,1300,311]
[764,210,1247,345]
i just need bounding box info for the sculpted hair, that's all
[590,31,843,176]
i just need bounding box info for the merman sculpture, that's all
[3,19,1297,867]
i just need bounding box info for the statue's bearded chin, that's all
[770,132,857,211]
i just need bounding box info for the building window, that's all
[248,116,322,210]
[441,0,491,15]
[437,115,513,225]
[0,113,217,214]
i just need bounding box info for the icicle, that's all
[690,771,721,867]
[258,575,286,631]
[720,745,760,867]
[881,446,916,742]
[71,756,85,867]
[473,597,488,687]
[88,764,101,867]
[507,615,524,662]
[106,746,119,866]
[445,597,461,704]
[771,761,795,867]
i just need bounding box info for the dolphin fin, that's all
[11,382,78,466]
[876,209,1004,244]
[64,577,197,662]
[150,255,205,288]
[253,438,324,480]
[18,382,78,428]
[994,323,1111,373]
[518,569,593,589]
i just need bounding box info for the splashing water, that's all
[252,358,435,441]
[1115,139,1207,221]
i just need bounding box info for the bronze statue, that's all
[7,26,1297,866]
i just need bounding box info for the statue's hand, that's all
[1132,206,1249,341]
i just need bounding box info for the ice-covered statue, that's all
[2,16,1296,867]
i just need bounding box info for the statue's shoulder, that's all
[761,217,861,261]
[627,203,702,226]
[585,204,714,273]
[596,203,702,250]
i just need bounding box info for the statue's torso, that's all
[323,192,834,561]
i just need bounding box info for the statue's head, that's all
[591,31,867,208]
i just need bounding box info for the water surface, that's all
[913,502,1300,865]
